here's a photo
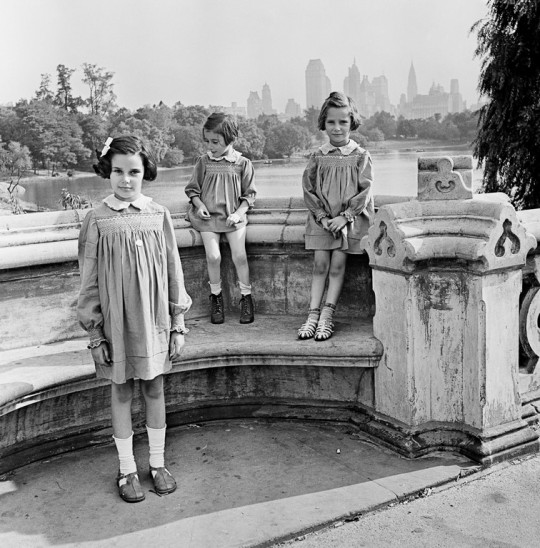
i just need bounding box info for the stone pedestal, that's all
[361,156,538,464]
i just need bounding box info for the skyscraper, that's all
[343,60,392,117]
[372,75,391,113]
[407,62,418,103]
[285,99,302,119]
[305,59,331,109]
[261,83,274,115]
[247,91,262,119]
[449,79,464,113]
[343,59,361,105]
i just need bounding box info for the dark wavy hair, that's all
[203,112,238,145]
[93,135,158,181]
[317,92,362,131]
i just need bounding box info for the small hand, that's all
[327,216,347,235]
[226,212,241,227]
[169,332,185,360]
[91,342,111,366]
[197,205,211,219]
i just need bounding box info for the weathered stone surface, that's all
[360,157,539,462]
[417,156,473,200]
[362,194,536,273]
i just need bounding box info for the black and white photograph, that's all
[1,1,540,546]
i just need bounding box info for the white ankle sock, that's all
[209,281,222,295]
[238,281,251,296]
[113,433,137,475]
[147,425,166,469]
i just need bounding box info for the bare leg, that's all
[225,227,250,286]
[111,379,135,439]
[325,250,348,305]
[309,250,331,309]
[312,251,347,341]
[298,251,330,339]
[140,375,166,429]
[200,231,222,284]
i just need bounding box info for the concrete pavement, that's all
[279,454,540,548]
[0,418,478,547]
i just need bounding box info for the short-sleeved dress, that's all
[77,194,192,384]
[185,150,256,233]
[302,140,374,254]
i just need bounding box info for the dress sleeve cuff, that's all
[171,314,189,335]
[315,211,328,222]
[340,209,355,223]
[240,193,256,208]
[87,326,108,349]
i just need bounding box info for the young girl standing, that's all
[298,92,374,341]
[185,112,256,324]
[78,135,192,503]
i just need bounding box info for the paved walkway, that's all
[279,454,540,548]
[0,419,477,547]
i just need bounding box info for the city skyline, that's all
[2,0,489,113]
[233,62,470,120]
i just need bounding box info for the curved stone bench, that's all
[0,317,382,474]
[0,197,386,474]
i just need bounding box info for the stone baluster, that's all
[361,156,538,464]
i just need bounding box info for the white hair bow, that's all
[100,137,113,157]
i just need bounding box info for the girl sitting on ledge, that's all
[299,92,374,341]
[78,135,192,503]
[185,113,257,325]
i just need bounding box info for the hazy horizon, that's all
[2,0,489,112]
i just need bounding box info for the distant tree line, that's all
[0,63,479,176]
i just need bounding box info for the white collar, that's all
[320,140,360,156]
[103,194,153,211]
[207,149,241,163]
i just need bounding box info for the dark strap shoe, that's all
[239,294,254,324]
[116,471,145,503]
[150,466,177,495]
[210,292,224,324]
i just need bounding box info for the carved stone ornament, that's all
[417,156,473,201]
[361,194,537,273]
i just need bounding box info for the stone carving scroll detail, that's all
[373,221,396,257]
[495,219,520,257]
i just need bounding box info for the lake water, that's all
[19,145,482,212]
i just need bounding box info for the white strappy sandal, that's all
[314,318,334,341]
[297,316,319,339]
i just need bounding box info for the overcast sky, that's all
[2,0,489,112]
